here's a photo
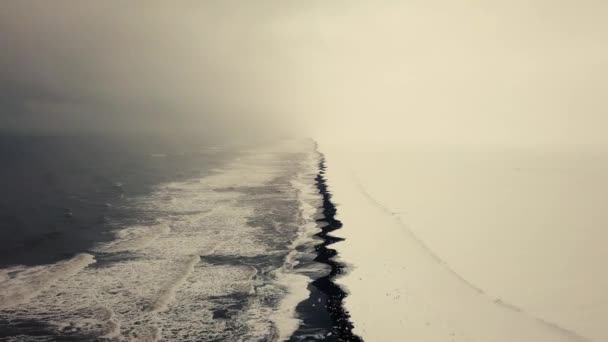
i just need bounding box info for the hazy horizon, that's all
[1,1,607,147]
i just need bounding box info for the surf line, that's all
[290,152,362,341]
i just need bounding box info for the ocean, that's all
[0,135,348,341]
[0,134,236,268]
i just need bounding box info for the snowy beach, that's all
[322,142,607,342]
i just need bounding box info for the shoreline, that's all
[289,153,362,341]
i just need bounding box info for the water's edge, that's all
[0,140,362,341]
[290,149,362,341]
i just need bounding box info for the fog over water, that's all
[0,1,307,138]
[1,1,606,146]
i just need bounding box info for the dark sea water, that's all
[0,135,343,341]
[0,133,234,268]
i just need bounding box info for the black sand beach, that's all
[290,156,362,341]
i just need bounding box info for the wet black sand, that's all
[290,156,362,341]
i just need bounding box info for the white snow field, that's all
[321,142,608,342]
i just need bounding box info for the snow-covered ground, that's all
[321,142,608,342]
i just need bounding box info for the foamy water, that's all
[0,140,323,341]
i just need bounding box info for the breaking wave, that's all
[0,140,324,341]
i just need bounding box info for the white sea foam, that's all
[0,253,95,310]
[98,223,170,253]
[0,140,322,341]
[271,272,311,341]
[269,157,324,341]
[148,255,200,313]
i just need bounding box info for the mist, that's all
[1,1,607,146]
[0,1,309,139]
[280,1,608,147]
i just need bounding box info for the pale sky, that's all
[1,1,607,145]
[279,1,608,146]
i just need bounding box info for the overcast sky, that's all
[1,1,607,145]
